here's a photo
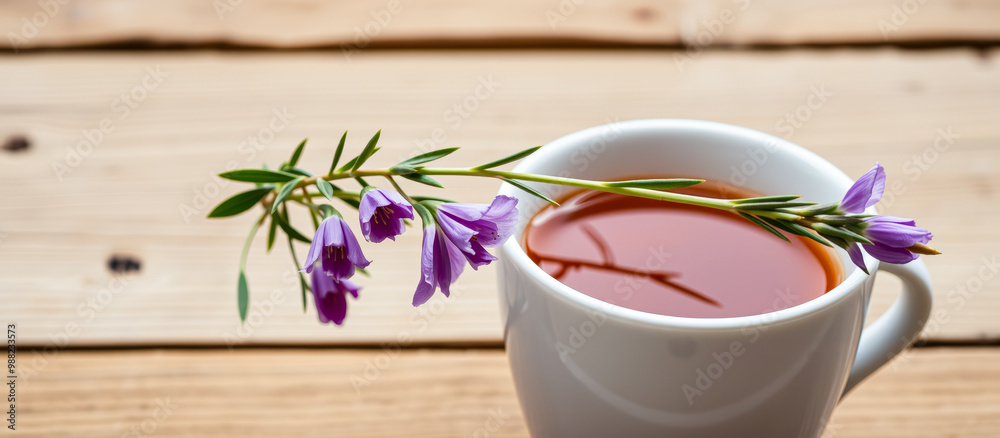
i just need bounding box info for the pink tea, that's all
[523,182,842,318]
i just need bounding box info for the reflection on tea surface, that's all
[523,182,841,318]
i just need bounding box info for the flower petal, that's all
[840,163,886,213]
[322,247,355,280]
[340,279,362,299]
[436,210,477,253]
[358,191,383,222]
[437,201,490,222]
[866,215,915,226]
[465,241,498,270]
[360,189,415,243]
[863,242,919,264]
[476,195,519,247]
[322,216,346,247]
[315,289,347,325]
[412,279,435,306]
[311,269,352,325]
[310,267,336,293]
[340,219,372,269]
[380,189,412,211]
[302,219,329,273]
[412,226,438,306]
[864,216,932,248]
[440,229,467,297]
[433,228,456,297]
[847,243,868,274]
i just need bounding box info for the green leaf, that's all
[733,201,818,211]
[736,212,790,243]
[208,187,273,218]
[330,131,347,175]
[274,208,312,243]
[794,227,834,248]
[283,167,313,178]
[338,147,382,173]
[266,213,279,252]
[503,178,558,206]
[731,195,802,204]
[219,169,299,183]
[389,164,418,175]
[604,179,704,190]
[270,176,305,214]
[812,215,864,226]
[288,138,308,168]
[316,178,335,201]
[351,130,381,172]
[795,202,840,216]
[298,273,310,313]
[412,195,457,203]
[397,147,461,167]
[822,234,850,250]
[760,217,832,247]
[237,271,249,323]
[813,222,873,245]
[471,146,542,170]
[400,173,444,188]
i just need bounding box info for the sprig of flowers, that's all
[209,131,939,324]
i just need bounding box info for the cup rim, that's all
[498,119,879,330]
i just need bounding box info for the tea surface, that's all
[523,183,842,318]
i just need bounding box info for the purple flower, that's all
[359,188,414,243]
[302,216,371,280]
[840,163,886,213]
[837,163,936,272]
[864,215,933,262]
[847,215,934,271]
[412,226,466,306]
[311,268,360,325]
[847,244,868,273]
[435,195,518,269]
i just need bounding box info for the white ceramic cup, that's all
[496,119,933,438]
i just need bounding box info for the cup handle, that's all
[841,259,934,396]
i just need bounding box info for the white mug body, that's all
[497,120,932,437]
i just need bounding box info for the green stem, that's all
[431,168,733,209]
[301,188,320,229]
[286,190,361,202]
[385,175,417,204]
[286,233,309,312]
[296,167,735,211]
[292,199,323,211]
[240,212,268,271]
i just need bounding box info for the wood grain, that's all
[13,347,1000,437]
[1,49,998,346]
[1,0,998,50]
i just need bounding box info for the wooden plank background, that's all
[16,347,1000,437]
[1,49,997,347]
[2,2,999,437]
[1,0,998,50]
